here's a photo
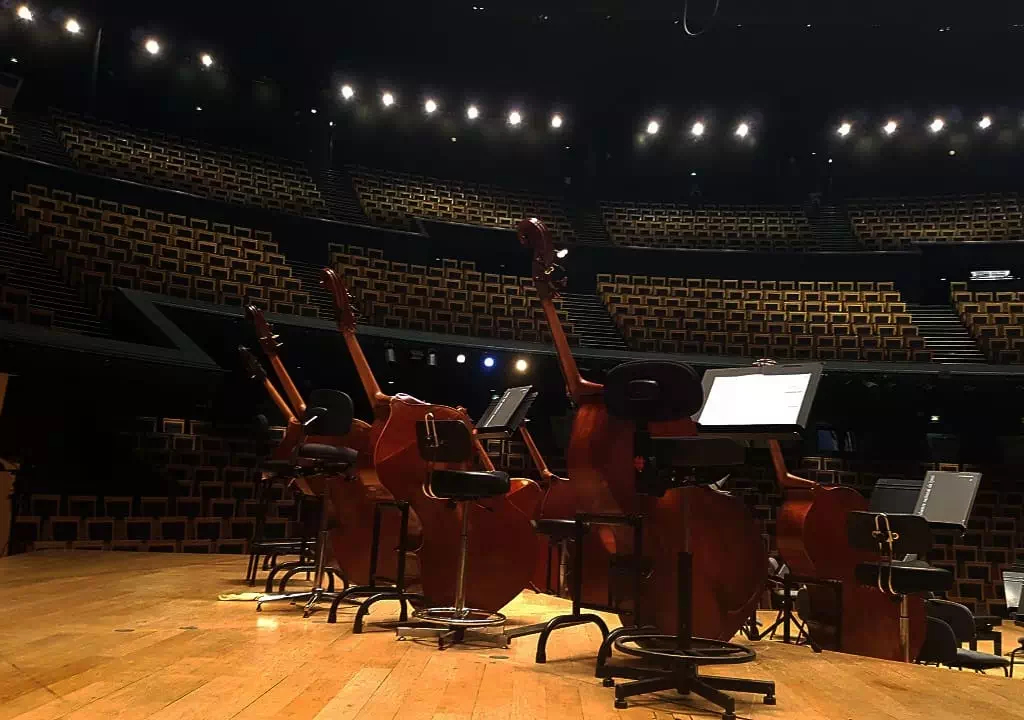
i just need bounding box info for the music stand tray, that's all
[475,385,537,440]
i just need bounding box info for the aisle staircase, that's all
[807,204,862,251]
[560,292,627,349]
[0,219,109,336]
[7,110,73,167]
[569,206,609,244]
[310,167,369,225]
[906,304,987,364]
[287,260,338,321]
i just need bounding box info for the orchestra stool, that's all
[848,512,954,662]
[395,417,510,650]
[256,390,358,617]
[506,513,644,664]
[1010,638,1024,678]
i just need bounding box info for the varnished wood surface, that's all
[1,551,1022,720]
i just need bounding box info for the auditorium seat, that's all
[12,187,318,318]
[950,282,1024,363]
[849,194,1024,249]
[599,200,815,250]
[331,243,579,346]
[599,275,928,361]
[52,110,329,219]
[348,166,576,243]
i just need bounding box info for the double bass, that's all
[519,217,767,638]
[772,440,926,660]
[242,306,419,588]
[321,267,542,612]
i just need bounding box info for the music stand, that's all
[475,385,537,440]
[1001,565,1024,626]
[870,471,981,533]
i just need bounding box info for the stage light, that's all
[144,39,161,56]
[310,108,317,115]
[735,122,749,138]
[65,18,81,34]
[883,120,898,135]
[483,356,496,368]
[556,248,569,259]
[515,358,529,373]
[385,345,398,364]
[930,415,940,423]
[646,119,660,135]
[690,121,705,138]
[949,149,956,156]
[424,98,438,114]
[16,5,32,21]
[508,110,522,126]
[329,121,334,127]
[200,53,214,68]
[427,349,438,367]
[466,105,480,120]
[828,158,834,164]
[978,115,992,130]
[690,171,697,177]
[381,92,395,107]
[837,121,852,137]
[456,353,467,364]
[341,84,354,100]
[929,117,945,133]
[195,106,202,112]
[9,57,18,64]
[450,137,457,142]
[550,113,563,129]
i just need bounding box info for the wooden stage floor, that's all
[2,552,1022,720]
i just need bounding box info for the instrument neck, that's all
[769,439,818,491]
[267,355,306,417]
[342,328,391,409]
[264,377,297,424]
[539,296,602,402]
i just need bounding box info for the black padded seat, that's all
[854,559,953,594]
[299,443,359,464]
[957,647,1010,671]
[428,469,510,500]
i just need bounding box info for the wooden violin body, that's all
[321,268,541,612]
[518,217,766,638]
[774,452,925,661]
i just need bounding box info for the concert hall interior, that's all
[5,1,1024,719]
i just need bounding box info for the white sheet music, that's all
[698,373,812,427]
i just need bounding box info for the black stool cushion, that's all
[956,648,1010,670]
[429,470,510,500]
[298,443,359,465]
[855,560,953,594]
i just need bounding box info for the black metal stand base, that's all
[265,561,342,594]
[506,614,610,663]
[325,501,422,633]
[600,663,775,718]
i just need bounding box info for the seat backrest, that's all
[916,617,959,666]
[415,419,474,463]
[604,360,703,423]
[306,389,354,436]
[926,598,975,643]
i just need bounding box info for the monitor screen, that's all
[698,371,813,428]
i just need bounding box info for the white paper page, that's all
[698,373,812,427]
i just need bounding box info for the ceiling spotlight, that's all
[883,120,898,135]
[556,248,569,259]
[646,119,660,135]
[690,121,705,137]
[690,171,697,177]
[948,149,956,156]
[341,84,354,100]
[483,356,496,369]
[508,110,522,126]
[450,136,457,142]
[16,5,32,21]
[329,121,335,127]
[828,158,834,164]
[427,349,438,367]
[144,39,161,56]
[978,115,992,130]
[385,345,397,364]
[310,108,318,115]
[381,92,395,107]
[200,53,214,68]
[837,121,852,137]
[929,117,945,133]
[9,57,18,64]
[515,358,529,373]
[424,98,438,114]
[195,106,202,112]
[735,122,750,138]
[65,18,81,34]
[466,104,480,120]
[456,353,467,364]
[550,113,563,129]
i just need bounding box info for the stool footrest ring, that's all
[412,607,507,628]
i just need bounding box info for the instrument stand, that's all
[507,513,644,663]
[257,490,345,617]
[326,500,425,632]
[597,552,776,720]
[755,575,823,653]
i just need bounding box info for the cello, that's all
[771,439,926,660]
[242,306,419,588]
[320,267,542,612]
[518,217,767,639]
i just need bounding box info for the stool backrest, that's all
[306,389,354,436]
[917,617,960,666]
[416,418,474,463]
[604,360,703,423]
[926,598,975,643]
[847,511,933,558]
